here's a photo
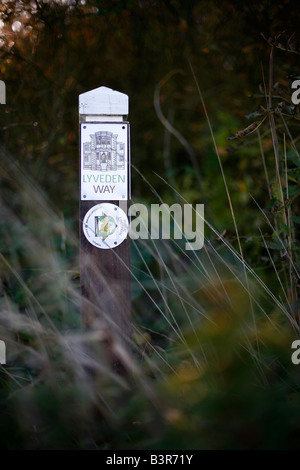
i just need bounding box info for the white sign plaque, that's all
[80,122,129,200]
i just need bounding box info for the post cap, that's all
[79,86,128,116]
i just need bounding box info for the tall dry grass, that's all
[0,56,300,448]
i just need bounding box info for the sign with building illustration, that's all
[80,122,129,200]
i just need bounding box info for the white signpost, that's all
[79,87,131,362]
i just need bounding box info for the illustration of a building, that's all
[83,131,125,171]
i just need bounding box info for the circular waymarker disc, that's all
[82,203,128,249]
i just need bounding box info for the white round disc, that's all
[82,203,128,249]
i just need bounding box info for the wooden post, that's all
[79,87,131,355]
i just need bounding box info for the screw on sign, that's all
[79,87,131,366]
